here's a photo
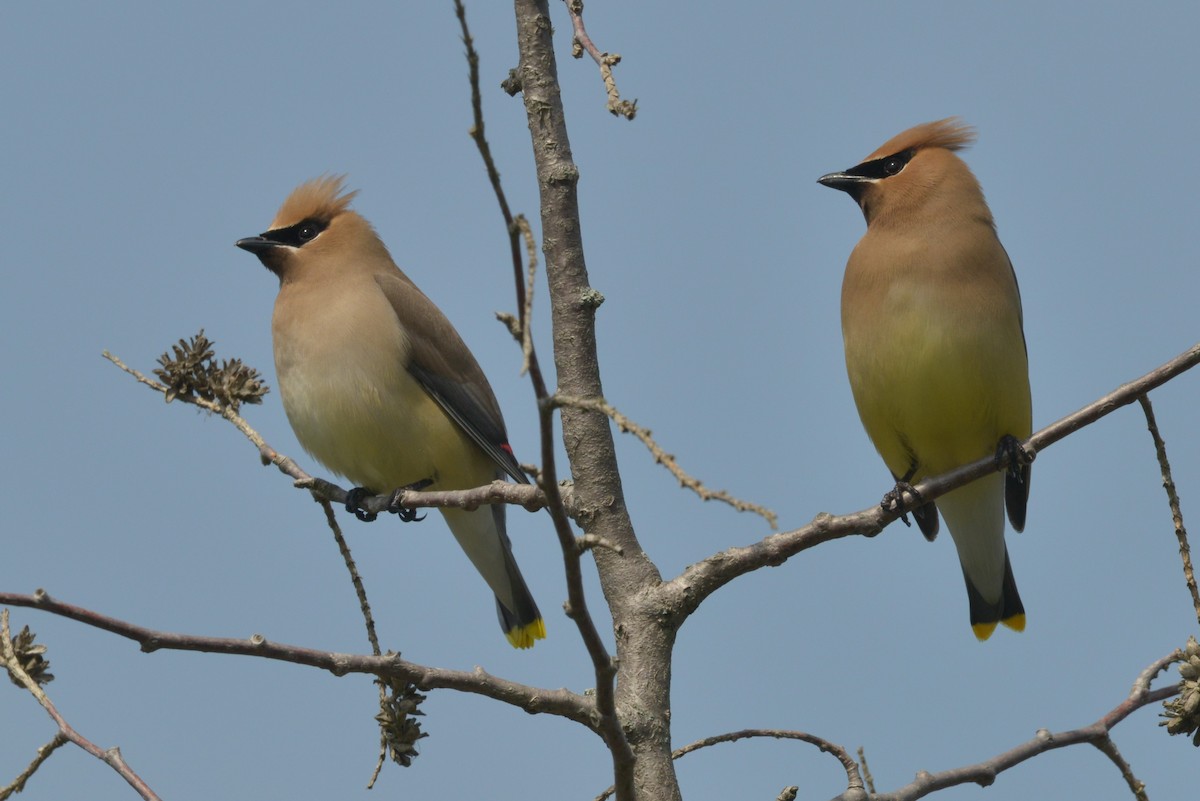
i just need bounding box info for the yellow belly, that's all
[843,274,1031,481]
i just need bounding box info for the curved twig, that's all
[592,728,864,801]
[830,651,1182,801]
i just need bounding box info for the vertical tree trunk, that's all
[512,3,680,799]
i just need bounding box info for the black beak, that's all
[235,236,278,255]
[816,171,869,193]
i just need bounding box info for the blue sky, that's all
[2,2,1197,799]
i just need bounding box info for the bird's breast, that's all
[270,279,481,492]
[840,235,1031,477]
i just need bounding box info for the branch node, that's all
[579,287,605,309]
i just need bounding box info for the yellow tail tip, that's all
[505,618,547,649]
[972,613,1026,641]
[1001,613,1026,633]
[971,621,998,641]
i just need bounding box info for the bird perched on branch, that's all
[237,176,544,649]
[819,119,1032,640]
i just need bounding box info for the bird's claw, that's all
[386,478,434,523]
[345,487,379,522]
[994,435,1034,477]
[881,481,923,527]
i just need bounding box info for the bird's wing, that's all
[374,272,529,484]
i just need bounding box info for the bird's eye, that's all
[883,157,904,176]
[265,217,328,248]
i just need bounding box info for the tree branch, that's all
[1138,395,1200,625]
[668,343,1200,619]
[0,591,593,726]
[828,650,1182,801]
[562,0,637,119]
[514,1,663,796]
[104,347,577,518]
[0,732,67,800]
[456,0,627,782]
[552,393,777,528]
[592,728,866,801]
[1,611,162,801]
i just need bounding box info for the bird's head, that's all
[818,117,990,228]
[236,175,389,281]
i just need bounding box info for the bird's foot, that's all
[386,478,434,523]
[345,487,379,522]
[994,435,1034,477]
[881,481,923,529]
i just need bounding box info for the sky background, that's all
[2,2,1198,799]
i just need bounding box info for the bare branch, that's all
[309,477,558,516]
[1,611,162,801]
[669,343,1200,617]
[829,651,1183,801]
[857,747,876,795]
[562,0,637,119]
[103,349,310,483]
[516,213,538,373]
[0,591,593,726]
[553,393,778,528]
[105,347,580,519]
[0,732,67,800]
[462,2,634,793]
[1089,736,1148,801]
[1138,395,1200,625]
[310,497,406,786]
[592,728,866,801]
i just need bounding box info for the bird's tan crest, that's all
[865,117,977,161]
[271,174,359,230]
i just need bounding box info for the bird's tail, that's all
[442,504,545,649]
[938,474,1025,640]
[963,549,1025,640]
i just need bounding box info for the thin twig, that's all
[553,393,778,528]
[105,349,572,517]
[0,591,593,725]
[1090,736,1148,801]
[0,732,68,800]
[1138,395,1200,625]
[312,497,390,788]
[1,611,162,801]
[857,747,876,795]
[315,498,382,656]
[103,350,312,484]
[517,214,538,373]
[592,728,864,801]
[830,651,1183,801]
[562,0,637,119]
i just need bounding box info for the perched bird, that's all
[237,176,545,649]
[818,118,1032,640]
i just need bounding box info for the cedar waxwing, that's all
[818,118,1032,640]
[237,176,545,649]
